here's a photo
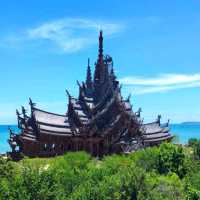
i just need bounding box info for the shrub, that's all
[129,146,159,172]
[0,145,200,199]
[193,141,200,160]
[147,173,185,200]
[188,138,198,147]
[0,157,15,179]
[157,143,186,178]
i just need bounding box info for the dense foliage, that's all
[188,138,200,159]
[0,142,200,200]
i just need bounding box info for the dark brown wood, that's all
[8,31,173,158]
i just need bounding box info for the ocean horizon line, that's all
[1,123,200,154]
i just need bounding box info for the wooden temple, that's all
[8,31,173,157]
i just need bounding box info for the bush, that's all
[193,141,200,160]
[188,138,198,147]
[129,146,159,172]
[0,157,16,180]
[0,143,200,200]
[157,143,187,178]
[188,138,200,160]
[147,173,185,200]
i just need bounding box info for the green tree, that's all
[157,143,186,178]
[193,141,200,160]
[147,173,185,200]
[0,157,15,179]
[129,146,159,172]
[188,138,198,147]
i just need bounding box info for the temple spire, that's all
[21,106,26,118]
[94,31,105,85]
[86,58,93,89]
[98,30,103,63]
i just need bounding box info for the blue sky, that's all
[0,0,200,124]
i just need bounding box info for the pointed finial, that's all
[8,126,13,137]
[157,114,161,125]
[110,66,114,74]
[29,97,35,108]
[110,66,116,82]
[29,97,32,105]
[77,80,81,88]
[16,109,20,116]
[21,106,26,118]
[82,82,86,90]
[127,94,131,102]
[136,107,142,118]
[98,30,103,62]
[86,58,93,89]
[65,89,71,98]
[167,119,170,126]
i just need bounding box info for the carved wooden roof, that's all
[33,108,69,127]
[13,31,173,154]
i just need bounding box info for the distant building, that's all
[8,31,173,157]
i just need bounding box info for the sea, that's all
[0,124,200,153]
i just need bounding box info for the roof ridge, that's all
[33,107,66,117]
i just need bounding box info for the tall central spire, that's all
[94,31,104,84]
[86,58,93,89]
[98,30,103,63]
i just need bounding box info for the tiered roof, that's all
[9,31,173,155]
[143,118,172,143]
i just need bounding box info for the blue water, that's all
[0,125,19,153]
[0,124,200,153]
[170,124,200,144]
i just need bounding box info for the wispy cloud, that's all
[5,18,125,53]
[2,15,164,53]
[120,73,200,94]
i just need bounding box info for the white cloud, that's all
[23,18,125,53]
[2,16,164,53]
[120,73,200,94]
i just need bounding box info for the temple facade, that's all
[8,31,173,157]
